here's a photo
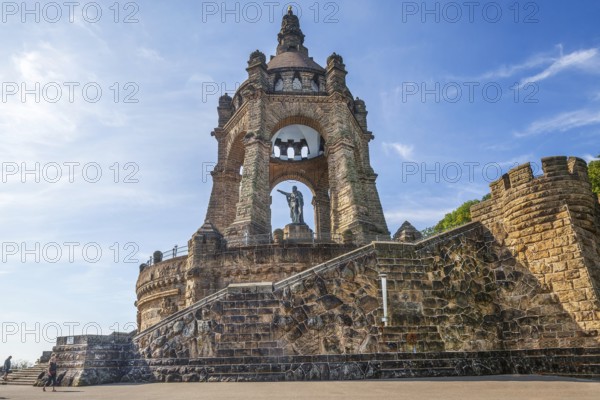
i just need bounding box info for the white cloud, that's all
[514,109,600,137]
[382,142,415,161]
[136,47,164,62]
[519,48,599,87]
[474,54,553,81]
[457,46,600,88]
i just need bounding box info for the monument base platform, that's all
[283,223,313,242]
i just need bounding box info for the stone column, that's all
[225,134,272,242]
[327,138,365,241]
[312,189,331,240]
[205,169,241,235]
[362,174,390,240]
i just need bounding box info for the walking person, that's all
[42,354,58,392]
[2,355,11,380]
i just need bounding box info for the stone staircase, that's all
[214,285,284,359]
[375,251,446,353]
[537,351,600,380]
[380,326,445,353]
[1,363,46,386]
[130,348,600,382]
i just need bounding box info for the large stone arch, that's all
[263,99,332,141]
[269,114,325,140]
[225,130,246,173]
[269,157,330,237]
[209,89,388,243]
[270,168,318,195]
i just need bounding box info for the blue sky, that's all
[1,1,599,362]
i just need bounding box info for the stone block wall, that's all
[471,156,600,332]
[184,242,357,307]
[136,256,187,331]
[60,215,600,385]
[37,333,133,387]
[385,223,599,351]
[132,227,600,373]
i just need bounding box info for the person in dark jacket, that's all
[42,354,58,392]
[2,356,11,380]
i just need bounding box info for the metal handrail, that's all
[224,231,347,247]
[145,244,189,266]
[142,231,392,266]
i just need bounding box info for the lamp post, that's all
[379,273,389,327]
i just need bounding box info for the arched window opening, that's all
[301,145,309,159]
[292,74,302,91]
[274,75,284,91]
[271,124,323,162]
[311,75,319,92]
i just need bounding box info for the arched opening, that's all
[271,124,323,162]
[311,74,319,92]
[292,73,302,91]
[271,181,314,232]
[274,74,284,92]
[268,120,330,240]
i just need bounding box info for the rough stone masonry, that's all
[40,9,600,386]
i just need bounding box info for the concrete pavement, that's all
[1,375,598,400]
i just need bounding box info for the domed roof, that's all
[267,51,325,72]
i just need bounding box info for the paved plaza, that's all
[1,375,598,400]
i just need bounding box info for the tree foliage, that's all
[421,194,490,237]
[589,158,600,195]
[419,156,600,238]
[433,199,482,232]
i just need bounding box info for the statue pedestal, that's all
[283,223,313,243]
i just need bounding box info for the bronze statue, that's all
[277,186,304,224]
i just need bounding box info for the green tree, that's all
[421,194,491,236]
[589,157,600,195]
[433,199,481,232]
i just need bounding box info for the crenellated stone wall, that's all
[471,156,600,332]
[125,224,600,384]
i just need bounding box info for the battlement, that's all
[472,156,596,230]
[488,156,589,199]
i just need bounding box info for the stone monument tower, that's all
[205,7,389,245]
[47,8,600,387]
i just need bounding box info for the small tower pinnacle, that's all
[276,6,308,56]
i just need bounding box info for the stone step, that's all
[379,367,459,379]
[380,341,446,353]
[205,372,287,382]
[2,364,47,386]
[540,372,600,381]
[215,348,284,358]
[220,300,281,309]
[218,333,274,343]
[383,326,439,333]
[8,373,45,380]
[379,359,464,370]
[552,355,600,363]
[1,380,36,386]
[381,335,444,344]
[552,362,600,374]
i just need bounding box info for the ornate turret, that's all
[276,6,307,56]
[393,221,423,243]
[205,3,389,245]
[326,52,347,94]
[353,97,368,132]
[217,93,232,127]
